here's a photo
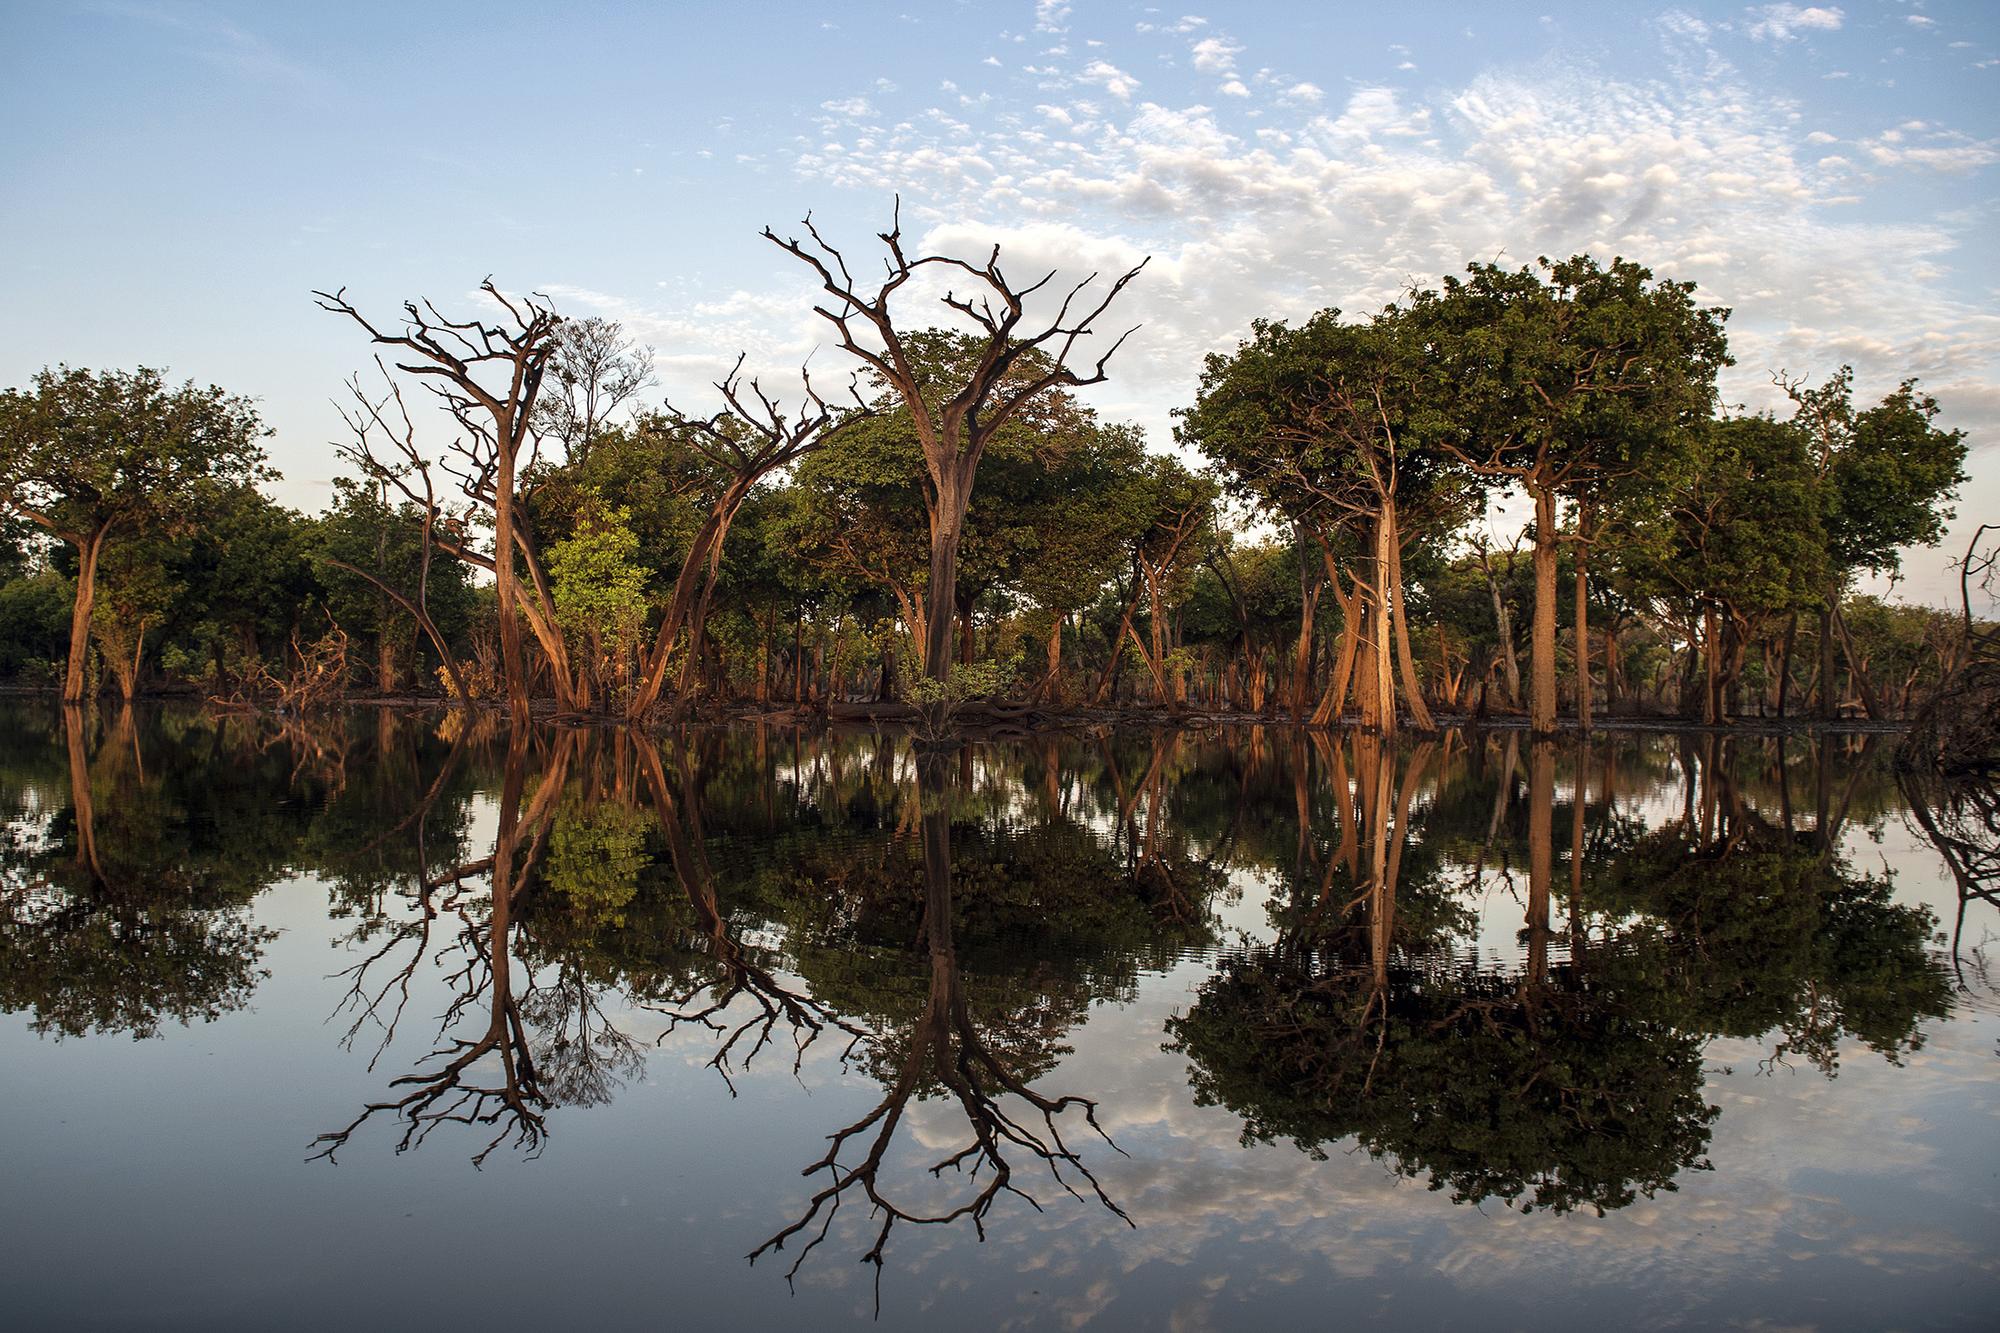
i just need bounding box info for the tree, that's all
[312,477,473,697]
[1620,415,1830,722]
[1178,307,1467,730]
[625,360,858,717]
[532,316,655,463]
[1415,257,1731,732]
[315,281,562,724]
[1785,368,1968,719]
[0,367,271,702]
[765,201,1147,683]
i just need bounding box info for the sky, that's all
[2,0,1996,604]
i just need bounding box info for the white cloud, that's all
[763,16,1999,603]
[1746,4,1845,43]
[1081,59,1142,101]
[1190,35,1242,74]
[1862,125,2000,173]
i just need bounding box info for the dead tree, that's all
[534,316,656,464]
[314,280,561,724]
[765,199,1147,683]
[628,360,861,718]
[328,367,478,704]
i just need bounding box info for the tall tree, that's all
[316,281,562,724]
[1178,308,1466,731]
[1620,415,1830,722]
[0,367,271,702]
[765,201,1147,683]
[1415,256,1731,732]
[1784,367,1967,719]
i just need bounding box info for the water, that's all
[1,704,1994,1330]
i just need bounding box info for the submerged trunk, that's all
[1384,505,1435,732]
[63,524,110,704]
[921,471,973,683]
[1528,484,1558,734]
[1484,550,1522,709]
[1573,512,1592,731]
[492,450,531,726]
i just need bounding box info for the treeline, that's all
[0,214,1973,728]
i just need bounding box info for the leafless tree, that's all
[627,359,862,719]
[534,316,656,463]
[314,280,561,724]
[765,199,1148,683]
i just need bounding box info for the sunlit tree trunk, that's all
[63,523,111,704]
[1529,484,1559,734]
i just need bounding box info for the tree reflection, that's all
[0,706,277,1039]
[632,736,861,1091]
[1170,737,1720,1217]
[312,728,573,1164]
[1593,736,1951,1074]
[751,745,1131,1300]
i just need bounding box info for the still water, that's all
[1,704,1994,1330]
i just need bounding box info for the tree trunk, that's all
[63,524,111,704]
[1817,604,1837,720]
[1041,616,1064,704]
[1829,602,1887,720]
[492,445,531,725]
[1702,605,1721,726]
[1314,575,1363,726]
[1384,506,1435,732]
[1291,557,1319,720]
[921,473,971,683]
[1603,626,1623,712]
[1573,511,1592,732]
[1484,551,1521,708]
[1529,484,1558,734]
[1776,611,1797,719]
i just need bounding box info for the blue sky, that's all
[3,0,1996,602]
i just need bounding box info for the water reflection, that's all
[0,703,1985,1319]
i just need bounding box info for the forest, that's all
[0,209,1979,734]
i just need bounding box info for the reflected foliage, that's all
[0,704,1972,1265]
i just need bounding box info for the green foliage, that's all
[1790,367,1968,580]
[542,797,653,931]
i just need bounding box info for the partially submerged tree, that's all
[0,366,271,703]
[315,280,563,724]
[1414,257,1731,732]
[1179,307,1468,731]
[765,201,1148,683]
[1784,367,1967,719]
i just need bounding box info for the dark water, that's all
[2,705,1994,1331]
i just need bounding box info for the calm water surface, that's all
[2,705,1994,1330]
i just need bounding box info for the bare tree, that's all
[314,280,561,724]
[534,316,656,463]
[627,359,861,719]
[764,199,1148,683]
